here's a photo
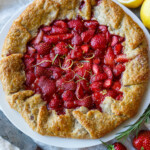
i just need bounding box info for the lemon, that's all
[140,0,150,30]
[118,0,144,8]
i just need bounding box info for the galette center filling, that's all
[23,19,128,114]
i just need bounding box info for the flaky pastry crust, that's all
[0,0,149,139]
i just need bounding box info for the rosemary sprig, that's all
[116,104,150,141]
[52,54,58,64]
[68,44,74,49]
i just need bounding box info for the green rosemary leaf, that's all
[52,54,58,64]
[100,140,115,150]
[68,44,74,49]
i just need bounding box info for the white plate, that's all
[0,0,150,148]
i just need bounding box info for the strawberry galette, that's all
[0,0,149,139]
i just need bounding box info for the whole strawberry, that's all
[113,142,127,150]
[133,130,150,150]
[102,141,127,150]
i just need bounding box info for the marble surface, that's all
[0,2,149,150]
[0,112,38,150]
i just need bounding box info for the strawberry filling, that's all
[23,19,128,114]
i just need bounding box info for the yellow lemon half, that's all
[118,0,144,8]
[140,0,150,30]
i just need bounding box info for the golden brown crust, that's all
[21,94,46,130]
[7,90,34,112]
[94,0,125,29]
[122,54,149,85]
[2,22,31,57]
[37,107,90,138]
[0,54,25,94]
[122,15,145,50]
[15,0,59,37]
[73,110,127,139]
[111,84,147,117]
[0,0,149,139]
[101,83,147,118]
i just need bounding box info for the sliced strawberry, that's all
[90,81,103,92]
[116,93,123,100]
[36,57,51,67]
[75,68,85,80]
[93,58,101,64]
[75,96,92,109]
[62,71,73,80]
[103,65,113,79]
[63,81,76,91]
[61,59,73,70]
[41,26,52,32]
[64,101,76,109]
[105,90,117,99]
[34,66,51,77]
[90,73,107,83]
[49,66,62,73]
[92,92,103,101]
[52,71,62,80]
[43,34,73,44]
[82,60,92,70]
[55,42,68,55]
[31,30,44,45]
[91,34,107,49]
[27,46,36,56]
[54,20,68,28]
[103,79,112,88]
[99,25,108,33]
[104,47,115,67]
[112,81,121,91]
[38,76,56,96]
[56,79,76,91]
[94,49,104,57]
[80,80,89,92]
[113,64,125,76]
[26,71,36,86]
[71,33,82,45]
[84,20,99,29]
[92,64,101,75]
[75,83,84,99]
[62,90,75,101]
[24,56,35,70]
[114,43,123,55]
[34,43,51,55]
[105,31,112,43]
[119,37,125,42]
[68,20,84,33]
[81,45,89,53]
[115,54,128,63]
[92,92,104,110]
[81,29,95,43]
[49,97,63,109]
[111,35,119,46]
[70,46,83,60]
[50,66,62,79]
[51,26,68,34]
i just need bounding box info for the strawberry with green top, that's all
[133,130,150,150]
[101,141,127,150]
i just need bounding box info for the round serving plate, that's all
[0,0,150,148]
